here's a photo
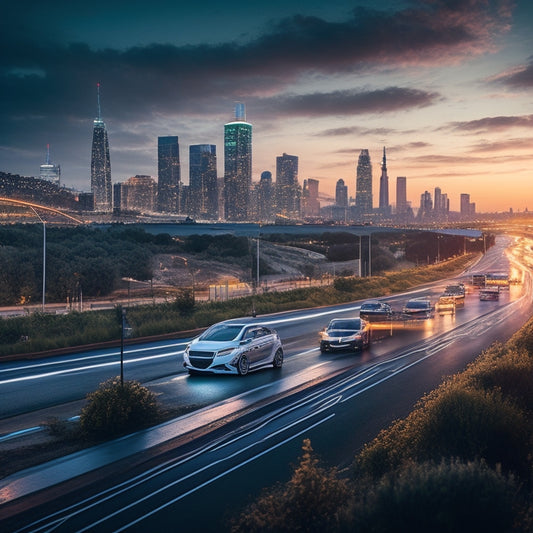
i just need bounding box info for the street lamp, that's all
[31,208,46,312]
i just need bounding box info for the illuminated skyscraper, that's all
[378,147,390,213]
[90,84,112,212]
[158,136,181,213]
[256,170,274,221]
[224,103,252,221]
[355,149,372,213]
[396,176,407,214]
[40,144,60,186]
[189,144,217,219]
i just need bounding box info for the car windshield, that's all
[328,319,361,331]
[406,300,429,309]
[200,324,244,342]
[361,302,380,310]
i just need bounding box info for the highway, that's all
[1,235,532,531]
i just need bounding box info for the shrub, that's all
[343,459,517,533]
[79,377,161,439]
[231,439,351,532]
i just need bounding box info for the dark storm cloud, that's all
[1,0,512,123]
[260,87,439,116]
[447,115,533,133]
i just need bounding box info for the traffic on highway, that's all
[1,235,533,531]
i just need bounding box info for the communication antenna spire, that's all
[96,82,101,120]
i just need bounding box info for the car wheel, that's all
[273,348,283,368]
[237,354,250,376]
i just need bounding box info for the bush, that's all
[79,377,161,439]
[231,439,351,532]
[343,459,517,533]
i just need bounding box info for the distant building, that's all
[378,147,390,214]
[40,144,61,186]
[335,179,348,207]
[460,193,476,217]
[302,178,320,217]
[419,190,433,219]
[256,170,275,222]
[224,103,252,221]
[355,149,373,214]
[396,176,407,214]
[157,136,181,213]
[276,153,300,219]
[189,144,217,219]
[121,175,156,213]
[90,84,112,212]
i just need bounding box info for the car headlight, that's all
[216,347,236,357]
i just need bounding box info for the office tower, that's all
[419,190,433,219]
[302,178,320,217]
[121,175,156,212]
[378,147,390,212]
[276,153,300,218]
[396,177,407,214]
[335,179,348,207]
[460,193,475,217]
[355,149,372,213]
[189,144,217,219]
[91,84,112,212]
[40,144,61,186]
[224,103,252,221]
[158,136,181,213]
[257,170,274,221]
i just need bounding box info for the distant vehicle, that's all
[443,284,465,307]
[436,295,456,314]
[479,288,500,301]
[183,320,283,376]
[472,274,486,288]
[359,300,392,321]
[320,318,371,353]
[485,272,509,289]
[402,297,434,318]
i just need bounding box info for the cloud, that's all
[491,57,533,88]
[468,137,533,152]
[317,126,395,137]
[447,115,533,133]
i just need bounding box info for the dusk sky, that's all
[1,0,532,213]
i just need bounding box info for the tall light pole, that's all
[31,208,46,312]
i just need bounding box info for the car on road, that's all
[320,317,371,353]
[402,297,434,318]
[359,300,393,321]
[183,320,284,376]
[435,295,456,314]
[479,287,500,301]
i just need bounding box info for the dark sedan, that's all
[320,318,371,353]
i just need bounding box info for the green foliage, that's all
[231,439,351,533]
[343,459,517,533]
[79,377,161,439]
[173,288,196,315]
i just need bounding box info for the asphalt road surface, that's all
[1,234,532,531]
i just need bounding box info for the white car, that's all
[183,319,284,376]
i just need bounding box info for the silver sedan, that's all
[183,320,284,376]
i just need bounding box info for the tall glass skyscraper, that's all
[91,84,112,212]
[224,104,252,221]
[157,136,181,213]
[189,144,217,219]
[276,153,300,218]
[355,149,373,214]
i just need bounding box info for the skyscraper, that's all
[189,144,217,219]
[91,84,112,212]
[40,144,60,186]
[302,178,320,217]
[224,103,252,221]
[276,153,300,218]
[335,179,348,207]
[396,176,407,214]
[378,147,390,213]
[257,170,274,221]
[157,136,181,213]
[355,149,373,214]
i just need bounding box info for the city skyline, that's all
[2,1,532,213]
